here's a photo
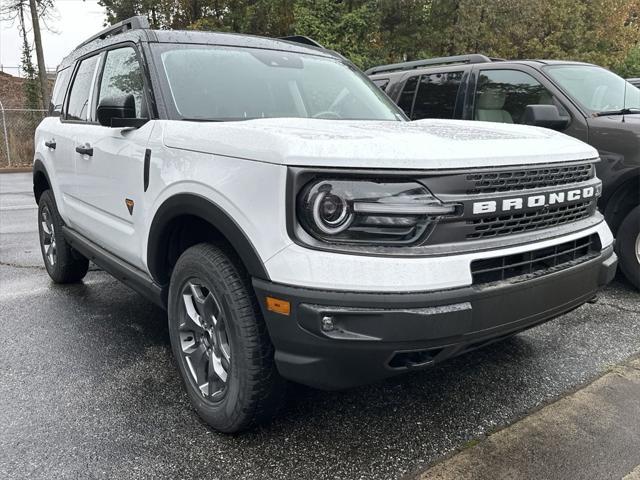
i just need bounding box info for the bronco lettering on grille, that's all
[472,186,596,215]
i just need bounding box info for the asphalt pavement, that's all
[1,172,639,480]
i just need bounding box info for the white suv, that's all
[34,17,617,432]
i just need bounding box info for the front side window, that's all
[474,69,565,124]
[412,71,462,120]
[66,55,99,121]
[545,65,640,113]
[98,47,146,118]
[155,45,403,122]
[50,68,71,116]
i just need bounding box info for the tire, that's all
[616,205,640,290]
[37,190,89,283]
[168,243,285,432]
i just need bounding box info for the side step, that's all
[62,226,166,309]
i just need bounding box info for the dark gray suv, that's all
[369,55,640,289]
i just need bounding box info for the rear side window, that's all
[50,68,71,116]
[97,47,147,118]
[412,71,462,119]
[397,75,419,116]
[66,55,99,121]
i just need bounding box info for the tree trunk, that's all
[28,0,49,111]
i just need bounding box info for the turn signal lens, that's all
[266,296,291,316]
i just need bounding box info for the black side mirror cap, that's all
[522,104,570,131]
[97,94,147,128]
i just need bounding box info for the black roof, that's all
[59,16,338,71]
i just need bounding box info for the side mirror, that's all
[522,104,570,131]
[97,94,147,128]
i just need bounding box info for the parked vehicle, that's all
[628,78,640,88]
[34,21,616,432]
[369,55,640,289]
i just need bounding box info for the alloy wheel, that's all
[40,205,57,266]
[179,280,231,401]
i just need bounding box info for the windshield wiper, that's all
[594,107,640,117]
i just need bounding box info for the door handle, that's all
[44,139,56,150]
[75,144,93,156]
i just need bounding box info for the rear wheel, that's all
[37,190,89,283]
[168,243,285,432]
[617,205,640,290]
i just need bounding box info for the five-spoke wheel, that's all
[179,281,231,400]
[168,243,285,432]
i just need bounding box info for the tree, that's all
[98,0,640,72]
[1,0,56,109]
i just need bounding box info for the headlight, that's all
[297,179,457,245]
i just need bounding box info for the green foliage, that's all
[99,0,640,72]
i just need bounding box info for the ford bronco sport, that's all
[368,55,640,289]
[34,19,616,432]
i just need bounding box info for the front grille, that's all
[471,234,600,285]
[466,163,594,195]
[467,201,592,239]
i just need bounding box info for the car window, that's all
[66,55,99,121]
[372,78,389,91]
[545,65,640,113]
[50,67,72,116]
[98,47,146,119]
[474,69,567,124]
[412,71,462,119]
[397,75,419,116]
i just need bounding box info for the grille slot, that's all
[467,201,592,239]
[471,234,600,285]
[466,163,594,195]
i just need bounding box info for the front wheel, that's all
[168,243,285,432]
[617,205,640,290]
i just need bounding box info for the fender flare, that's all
[147,193,270,283]
[32,159,52,203]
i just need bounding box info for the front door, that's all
[72,46,154,267]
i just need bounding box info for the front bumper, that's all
[253,247,617,390]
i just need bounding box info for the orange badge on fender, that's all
[125,198,135,215]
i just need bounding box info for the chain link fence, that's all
[0,101,47,169]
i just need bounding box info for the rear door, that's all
[72,44,154,267]
[57,53,102,228]
[37,67,73,206]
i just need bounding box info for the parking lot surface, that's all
[1,172,639,480]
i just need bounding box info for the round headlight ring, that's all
[312,190,353,234]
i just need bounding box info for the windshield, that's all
[544,64,640,113]
[154,44,404,122]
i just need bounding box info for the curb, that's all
[0,167,32,174]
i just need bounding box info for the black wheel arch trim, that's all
[147,193,270,284]
[33,159,53,203]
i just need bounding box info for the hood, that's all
[162,118,598,169]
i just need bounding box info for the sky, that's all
[0,0,105,76]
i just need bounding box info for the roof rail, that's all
[278,35,324,49]
[75,16,150,50]
[365,54,494,75]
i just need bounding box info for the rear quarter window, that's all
[50,68,72,117]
